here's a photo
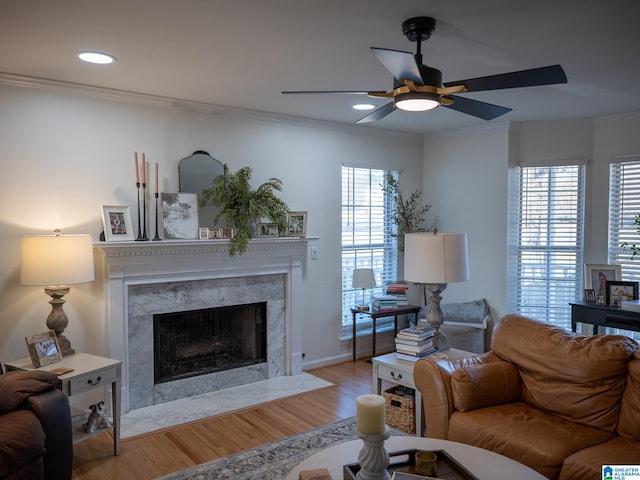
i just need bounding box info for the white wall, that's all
[422,125,511,320]
[0,82,423,367]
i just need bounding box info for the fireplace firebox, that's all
[153,302,267,384]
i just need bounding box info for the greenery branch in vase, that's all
[200,165,289,256]
[622,212,640,258]
[382,172,433,306]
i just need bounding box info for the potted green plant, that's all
[622,212,640,258]
[200,165,289,256]
[382,172,434,305]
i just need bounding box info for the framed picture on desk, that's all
[605,280,639,306]
[585,264,621,296]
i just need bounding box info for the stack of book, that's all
[395,324,437,362]
[385,282,409,306]
[372,295,398,311]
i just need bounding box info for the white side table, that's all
[372,349,474,436]
[5,352,122,455]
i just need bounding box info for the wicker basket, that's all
[383,385,416,434]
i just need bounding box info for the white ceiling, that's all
[2,0,639,134]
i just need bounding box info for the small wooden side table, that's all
[372,349,474,436]
[350,305,421,361]
[5,352,122,455]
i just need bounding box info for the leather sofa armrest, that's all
[27,389,73,480]
[413,351,503,439]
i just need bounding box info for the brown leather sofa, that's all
[0,370,73,480]
[413,314,640,479]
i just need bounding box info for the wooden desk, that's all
[350,305,421,362]
[570,301,640,334]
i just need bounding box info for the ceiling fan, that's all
[282,17,567,124]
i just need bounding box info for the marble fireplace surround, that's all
[96,238,307,413]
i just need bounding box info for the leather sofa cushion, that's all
[0,371,58,412]
[619,354,640,442]
[0,410,46,477]
[560,435,640,480]
[491,314,637,432]
[448,402,615,480]
[451,361,521,412]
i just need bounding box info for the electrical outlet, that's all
[311,246,319,260]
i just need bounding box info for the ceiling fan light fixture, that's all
[394,91,440,112]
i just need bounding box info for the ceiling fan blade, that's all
[443,95,512,120]
[444,65,567,92]
[282,90,377,95]
[370,47,423,84]
[356,102,396,124]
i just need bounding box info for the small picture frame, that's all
[584,264,622,296]
[286,211,307,237]
[221,228,234,239]
[25,331,62,368]
[101,205,135,242]
[198,227,210,240]
[584,289,596,303]
[606,280,639,306]
[257,222,278,237]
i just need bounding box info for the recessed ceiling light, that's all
[77,51,116,64]
[353,104,375,111]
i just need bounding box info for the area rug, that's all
[155,416,408,480]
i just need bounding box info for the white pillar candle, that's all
[356,394,386,435]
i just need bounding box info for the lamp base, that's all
[356,305,370,312]
[44,286,75,357]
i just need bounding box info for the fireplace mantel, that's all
[96,238,307,411]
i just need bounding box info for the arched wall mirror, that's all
[179,150,224,227]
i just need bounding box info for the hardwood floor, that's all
[71,359,375,480]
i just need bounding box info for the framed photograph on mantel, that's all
[286,211,307,237]
[102,205,135,242]
[161,193,199,239]
[584,264,622,296]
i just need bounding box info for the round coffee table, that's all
[284,436,546,480]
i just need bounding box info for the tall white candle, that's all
[141,153,146,184]
[356,394,386,435]
[155,162,159,193]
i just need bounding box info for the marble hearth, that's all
[97,238,307,412]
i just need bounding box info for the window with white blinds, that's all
[509,164,585,330]
[607,157,640,341]
[341,166,397,335]
[608,157,640,284]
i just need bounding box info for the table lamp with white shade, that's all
[404,230,469,350]
[352,268,377,311]
[20,229,95,356]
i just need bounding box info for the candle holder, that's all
[153,192,162,241]
[356,426,390,480]
[140,183,149,241]
[135,182,144,241]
